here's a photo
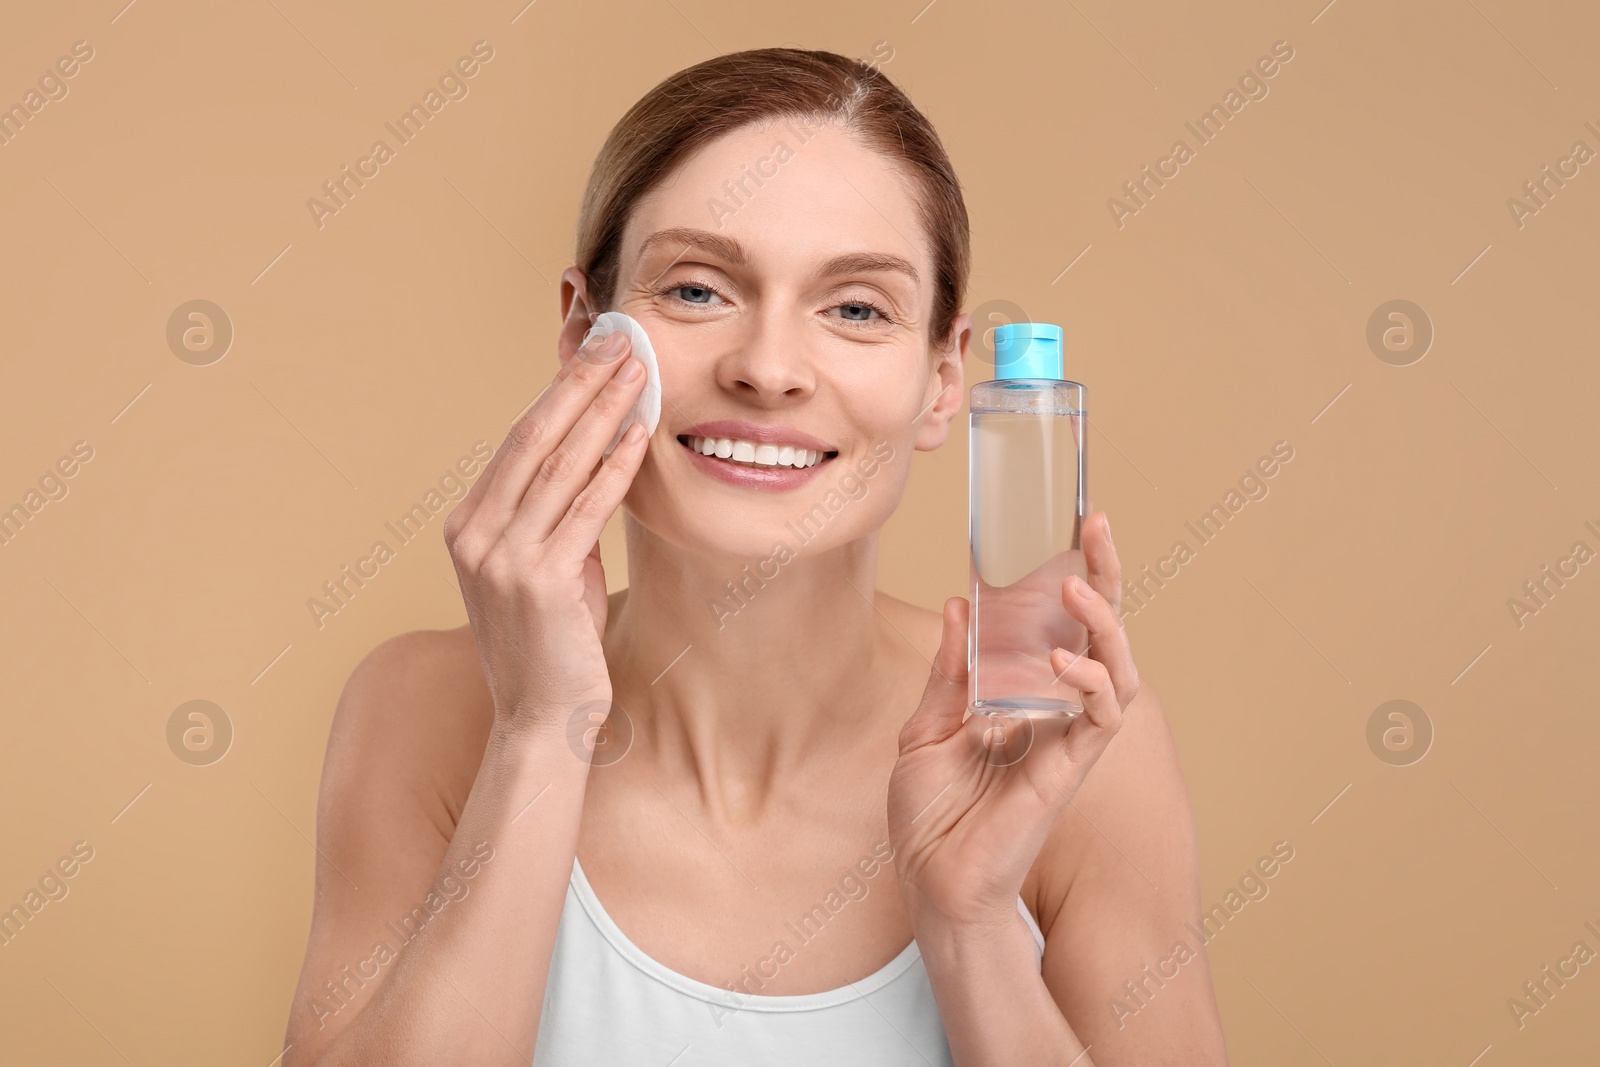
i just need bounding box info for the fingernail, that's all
[1103,515,1114,551]
[583,328,626,362]
[617,356,642,382]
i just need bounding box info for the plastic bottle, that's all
[968,322,1089,721]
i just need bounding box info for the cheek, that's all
[832,443,912,522]
[834,355,929,424]
[640,329,715,406]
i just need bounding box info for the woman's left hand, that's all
[886,510,1141,930]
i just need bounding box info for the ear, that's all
[557,266,599,367]
[913,311,970,451]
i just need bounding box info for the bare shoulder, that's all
[1030,678,1201,930]
[285,626,493,1053]
[321,625,494,835]
[1029,679,1227,1058]
[865,589,1199,928]
[872,589,946,663]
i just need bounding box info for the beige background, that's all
[2,0,1597,1062]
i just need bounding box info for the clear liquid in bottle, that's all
[968,324,1088,724]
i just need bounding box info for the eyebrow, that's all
[638,228,920,285]
[817,251,920,285]
[639,227,748,267]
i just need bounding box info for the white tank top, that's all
[531,857,1047,1065]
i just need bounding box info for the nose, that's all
[713,311,817,405]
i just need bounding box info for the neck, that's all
[603,513,908,804]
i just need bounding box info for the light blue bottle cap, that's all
[992,322,1064,380]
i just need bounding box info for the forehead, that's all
[619,120,932,277]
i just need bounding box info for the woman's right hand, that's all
[443,327,649,736]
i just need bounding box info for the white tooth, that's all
[731,440,756,462]
[700,438,716,455]
[778,445,795,467]
[802,450,816,467]
[715,438,734,459]
[754,444,779,466]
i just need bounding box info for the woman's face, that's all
[571,119,968,561]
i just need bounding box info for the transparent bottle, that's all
[968,322,1089,723]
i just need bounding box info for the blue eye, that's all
[829,299,891,326]
[674,285,716,304]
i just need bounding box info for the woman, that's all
[285,47,1226,1066]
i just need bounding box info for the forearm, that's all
[308,722,588,1066]
[916,908,1089,1067]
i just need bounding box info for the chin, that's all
[626,488,812,558]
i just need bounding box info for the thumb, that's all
[898,596,970,753]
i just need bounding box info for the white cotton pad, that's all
[585,311,662,457]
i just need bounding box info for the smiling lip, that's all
[676,420,838,453]
[675,420,839,491]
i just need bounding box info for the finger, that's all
[547,421,651,563]
[1061,573,1140,711]
[897,596,970,754]
[1049,645,1123,766]
[503,350,649,547]
[1083,510,1122,620]
[452,330,634,537]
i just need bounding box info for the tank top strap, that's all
[1016,894,1046,961]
